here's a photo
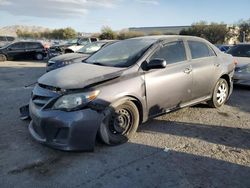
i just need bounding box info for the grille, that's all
[32,122,45,139]
[32,95,52,107]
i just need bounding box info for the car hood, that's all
[50,53,88,62]
[38,62,125,89]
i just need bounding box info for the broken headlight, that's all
[52,90,100,111]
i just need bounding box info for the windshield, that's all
[66,39,78,45]
[77,42,105,54]
[85,38,156,67]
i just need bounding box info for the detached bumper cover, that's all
[29,102,103,151]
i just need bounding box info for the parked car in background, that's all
[226,43,250,57]
[46,40,116,72]
[0,36,15,47]
[234,63,250,86]
[27,35,235,151]
[216,44,233,52]
[0,41,47,61]
[227,43,250,86]
[64,37,99,53]
[49,37,99,55]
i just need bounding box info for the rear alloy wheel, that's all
[0,54,7,62]
[35,53,44,60]
[98,100,139,145]
[208,78,229,108]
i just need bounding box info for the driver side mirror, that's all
[7,47,12,51]
[146,58,167,70]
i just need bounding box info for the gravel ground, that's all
[0,61,249,188]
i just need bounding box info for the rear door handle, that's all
[184,66,192,74]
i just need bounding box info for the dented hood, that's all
[38,62,125,89]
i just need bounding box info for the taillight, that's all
[233,59,238,65]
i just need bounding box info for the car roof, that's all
[235,43,250,46]
[128,35,210,43]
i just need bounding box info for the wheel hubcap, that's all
[37,54,43,60]
[216,82,227,105]
[109,108,132,135]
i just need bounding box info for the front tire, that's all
[208,78,229,108]
[98,100,139,145]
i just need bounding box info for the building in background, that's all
[128,26,191,35]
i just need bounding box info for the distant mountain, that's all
[0,25,51,36]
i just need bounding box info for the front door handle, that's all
[184,66,192,74]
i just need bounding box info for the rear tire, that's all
[208,78,229,108]
[0,54,7,62]
[35,53,44,60]
[98,100,139,145]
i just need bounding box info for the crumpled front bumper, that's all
[29,101,103,151]
[28,84,104,151]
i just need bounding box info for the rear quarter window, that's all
[188,41,216,59]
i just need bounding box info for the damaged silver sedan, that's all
[27,36,235,151]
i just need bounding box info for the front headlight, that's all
[52,90,100,111]
[48,60,55,65]
[61,61,72,66]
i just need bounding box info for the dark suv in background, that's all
[0,41,47,61]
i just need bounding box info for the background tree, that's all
[180,21,229,44]
[99,26,117,40]
[16,27,77,40]
[238,19,250,42]
[117,31,144,40]
[62,27,77,39]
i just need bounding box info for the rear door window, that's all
[188,41,215,59]
[150,41,187,64]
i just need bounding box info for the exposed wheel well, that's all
[113,96,144,125]
[129,98,143,125]
[64,49,74,53]
[220,74,231,91]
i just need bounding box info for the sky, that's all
[0,0,250,32]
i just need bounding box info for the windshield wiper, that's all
[91,62,107,66]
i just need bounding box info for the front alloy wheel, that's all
[98,100,139,145]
